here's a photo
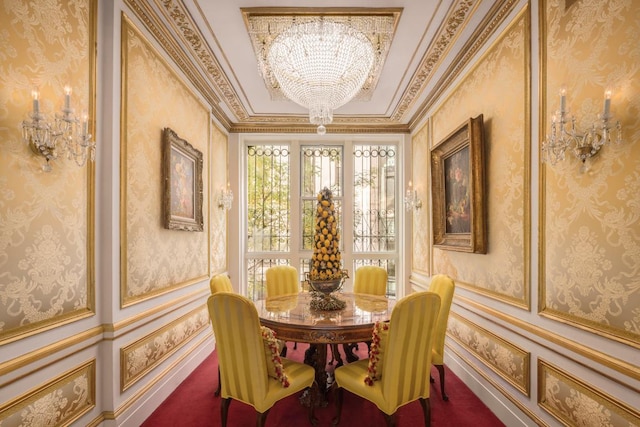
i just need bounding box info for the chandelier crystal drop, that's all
[266,20,375,134]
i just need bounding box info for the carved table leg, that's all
[300,343,329,408]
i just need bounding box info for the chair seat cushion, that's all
[257,358,316,413]
[365,321,389,385]
[261,326,288,386]
[335,359,387,410]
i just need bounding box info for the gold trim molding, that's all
[456,296,640,386]
[0,360,96,426]
[448,311,530,395]
[538,359,640,426]
[448,346,549,426]
[120,305,210,391]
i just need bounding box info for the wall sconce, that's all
[404,181,422,212]
[217,185,233,211]
[21,87,96,172]
[542,86,623,171]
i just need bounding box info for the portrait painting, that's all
[162,128,203,231]
[431,115,486,253]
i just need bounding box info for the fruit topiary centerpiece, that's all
[307,187,347,311]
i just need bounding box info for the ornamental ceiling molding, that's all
[408,0,521,130]
[391,0,479,122]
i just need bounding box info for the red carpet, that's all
[142,343,505,426]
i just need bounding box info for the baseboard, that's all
[445,354,533,427]
[117,336,215,427]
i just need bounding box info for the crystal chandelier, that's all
[22,87,95,172]
[265,19,375,135]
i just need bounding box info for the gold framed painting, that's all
[162,127,203,231]
[431,115,486,253]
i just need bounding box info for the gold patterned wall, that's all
[448,312,530,395]
[120,306,210,391]
[411,125,431,274]
[210,123,229,273]
[538,360,640,426]
[0,0,96,343]
[120,16,210,306]
[541,0,640,346]
[0,360,96,426]
[428,8,530,306]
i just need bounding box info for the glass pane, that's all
[301,146,343,251]
[353,145,397,252]
[301,146,342,197]
[247,145,291,252]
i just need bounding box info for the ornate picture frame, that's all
[162,128,203,231]
[431,115,486,253]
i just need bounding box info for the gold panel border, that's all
[447,346,549,426]
[119,14,209,308]
[0,0,98,346]
[112,333,212,421]
[429,5,532,309]
[0,360,96,426]
[537,0,640,349]
[538,359,640,426]
[456,295,640,388]
[120,305,210,391]
[448,312,530,396]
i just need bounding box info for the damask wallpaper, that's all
[541,0,640,346]
[0,0,95,343]
[411,125,431,274]
[121,16,210,306]
[429,10,530,306]
[210,123,228,273]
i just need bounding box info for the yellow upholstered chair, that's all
[265,265,300,297]
[210,273,233,294]
[333,292,441,427]
[207,292,316,427]
[340,265,388,363]
[209,273,235,396]
[265,265,301,355]
[353,265,388,296]
[428,274,455,401]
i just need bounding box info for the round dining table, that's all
[254,291,396,407]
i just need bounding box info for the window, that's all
[243,138,401,300]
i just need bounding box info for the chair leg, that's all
[280,344,288,358]
[419,398,431,427]
[221,397,231,427]
[256,409,269,427]
[215,366,221,396]
[435,364,448,401]
[331,387,344,426]
[383,412,397,426]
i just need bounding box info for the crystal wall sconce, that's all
[542,86,623,172]
[404,181,422,212]
[218,186,233,211]
[21,87,96,172]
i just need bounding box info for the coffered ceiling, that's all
[125,0,520,133]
